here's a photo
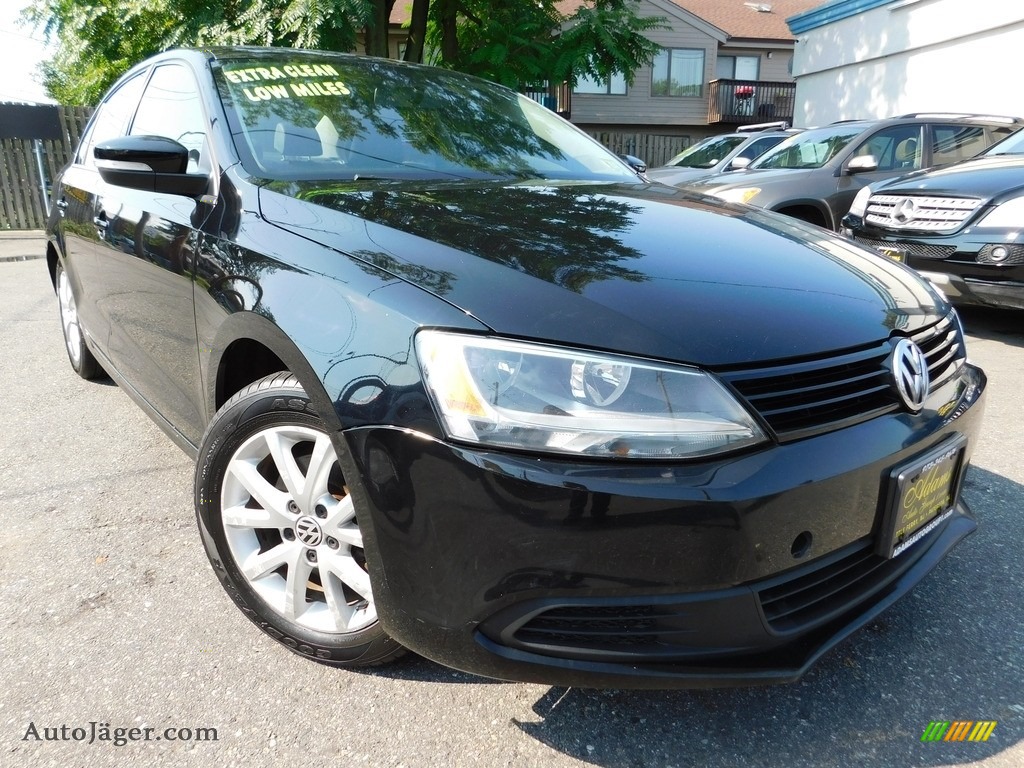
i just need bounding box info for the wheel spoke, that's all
[226,458,290,519]
[322,550,373,600]
[283,554,315,621]
[221,502,293,530]
[301,433,338,509]
[264,429,308,505]
[322,569,354,628]
[240,541,298,582]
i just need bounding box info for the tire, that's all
[194,373,405,667]
[55,261,102,380]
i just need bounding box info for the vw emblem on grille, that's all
[295,516,324,547]
[891,338,930,412]
[891,198,918,224]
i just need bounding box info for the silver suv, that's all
[684,114,1022,230]
[647,122,798,187]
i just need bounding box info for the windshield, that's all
[213,54,637,183]
[750,125,865,170]
[984,128,1024,156]
[663,135,746,169]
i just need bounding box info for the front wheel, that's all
[195,373,405,667]
[55,261,102,380]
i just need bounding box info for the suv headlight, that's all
[416,331,768,459]
[848,185,873,218]
[712,187,761,205]
[977,195,1024,228]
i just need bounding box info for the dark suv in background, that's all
[685,114,1022,230]
[842,129,1024,309]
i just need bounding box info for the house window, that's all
[574,72,627,95]
[716,55,760,81]
[652,49,705,97]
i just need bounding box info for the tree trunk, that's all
[435,0,460,66]
[365,0,397,58]
[404,0,429,62]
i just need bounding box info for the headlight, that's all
[712,187,761,205]
[977,196,1024,228]
[415,331,768,459]
[848,185,873,218]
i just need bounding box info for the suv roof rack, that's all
[736,120,790,132]
[894,112,1023,124]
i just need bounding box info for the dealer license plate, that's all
[875,245,908,263]
[877,436,966,558]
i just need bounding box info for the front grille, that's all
[719,315,964,441]
[865,194,982,233]
[757,537,926,634]
[854,236,957,260]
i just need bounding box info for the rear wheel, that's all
[55,261,102,380]
[195,373,405,666]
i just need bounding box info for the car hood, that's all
[684,167,815,193]
[646,166,722,186]
[258,179,944,367]
[871,155,1024,201]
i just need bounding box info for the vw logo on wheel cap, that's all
[891,338,930,412]
[295,516,324,547]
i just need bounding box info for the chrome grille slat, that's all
[864,194,983,233]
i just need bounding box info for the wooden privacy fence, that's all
[588,132,692,168]
[0,105,92,231]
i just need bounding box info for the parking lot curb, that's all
[0,231,46,262]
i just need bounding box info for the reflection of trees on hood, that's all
[298,182,649,295]
[219,54,565,178]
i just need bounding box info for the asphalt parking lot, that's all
[1,232,1021,768]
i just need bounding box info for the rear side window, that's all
[931,125,988,165]
[76,73,147,168]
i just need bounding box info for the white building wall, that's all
[791,0,1024,126]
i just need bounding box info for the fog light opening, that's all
[791,531,813,559]
[990,245,1009,263]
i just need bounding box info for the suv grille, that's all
[718,316,964,441]
[864,194,982,232]
[854,236,957,260]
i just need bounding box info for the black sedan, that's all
[47,47,986,689]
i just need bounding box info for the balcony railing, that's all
[521,81,571,120]
[708,79,796,126]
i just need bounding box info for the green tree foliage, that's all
[25,0,664,105]
[424,0,666,90]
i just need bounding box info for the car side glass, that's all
[130,64,212,176]
[76,73,148,168]
[931,124,987,165]
[849,125,923,172]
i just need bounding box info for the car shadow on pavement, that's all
[510,465,1023,768]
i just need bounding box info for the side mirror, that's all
[619,154,648,174]
[846,154,879,174]
[729,156,751,170]
[95,136,209,197]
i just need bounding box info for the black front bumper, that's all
[341,363,986,688]
[844,218,1024,310]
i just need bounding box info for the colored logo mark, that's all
[921,721,997,742]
